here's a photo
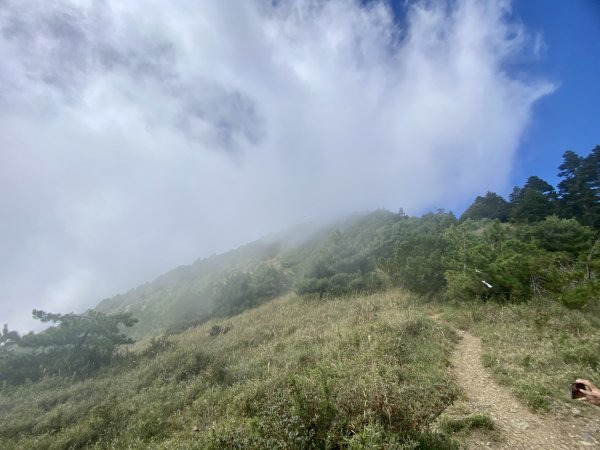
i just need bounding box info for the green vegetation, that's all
[461,145,600,228]
[93,146,600,335]
[441,217,598,303]
[95,240,295,338]
[1,145,599,447]
[437,414,494,433]
[557,147,600,229]
[437,298,600,412]
[0,310,136,385]
[380,211,457,296]
[0,292,460,449]
[293,210,401,297]
[460,192,510,222]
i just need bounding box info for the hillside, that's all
[88,140,600,339]
[3,288,600,448]
[94,210,407,338]
[2,145,600,448]
[0,291,461,449]
[94,237,290,338]
[3,0,600,446]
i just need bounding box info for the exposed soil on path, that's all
[441,327,600,449]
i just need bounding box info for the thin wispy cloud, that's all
[0,0,553,331]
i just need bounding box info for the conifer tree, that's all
[557,146,600,228]
[460,191,510,222]
[509,176,556,222]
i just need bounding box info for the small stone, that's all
[572,408,582,417]
[192,426,199,432]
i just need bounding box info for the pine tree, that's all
[460,191,510,222]
[557,147,600,228]
[509,176,556,222]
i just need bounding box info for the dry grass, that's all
[436,298,600,412]
[0,290,460,449]
[5,290,596,448]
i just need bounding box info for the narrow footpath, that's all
[444,328,600,449]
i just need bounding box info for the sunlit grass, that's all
[6,289,595,448]
[0,290,460,449]
[437,297,600,412]
[438,414,494,433]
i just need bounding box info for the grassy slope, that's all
[94,238,286,338]
[3,290,599,448]
[0,290,460,449]
[436,298,600,412]
[4,208,599,448]
[92,210,404,339]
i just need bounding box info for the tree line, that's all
[383,145,600,304]
[2,145,598,386]
[296,146,600,305]
[0,262,290,386]
[0,310,137,385]
[461,146,600,227]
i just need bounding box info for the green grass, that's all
[0,290,459,449]
[438,414,494,433]
[5,289,597,448]
[438,297,600,412]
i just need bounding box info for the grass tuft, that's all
[438,414,495,433]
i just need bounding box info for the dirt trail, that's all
[447,329,600,449]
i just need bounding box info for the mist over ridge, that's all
[0,0,552,331]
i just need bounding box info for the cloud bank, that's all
[0,0,553,331]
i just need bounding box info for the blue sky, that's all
[0,0,598,331]
[382,0,600,208]
[508,0,600,190]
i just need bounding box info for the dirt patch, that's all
[445,329,600,449]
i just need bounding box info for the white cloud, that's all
[0,0,553,331]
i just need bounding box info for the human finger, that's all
[576,379,595,390]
